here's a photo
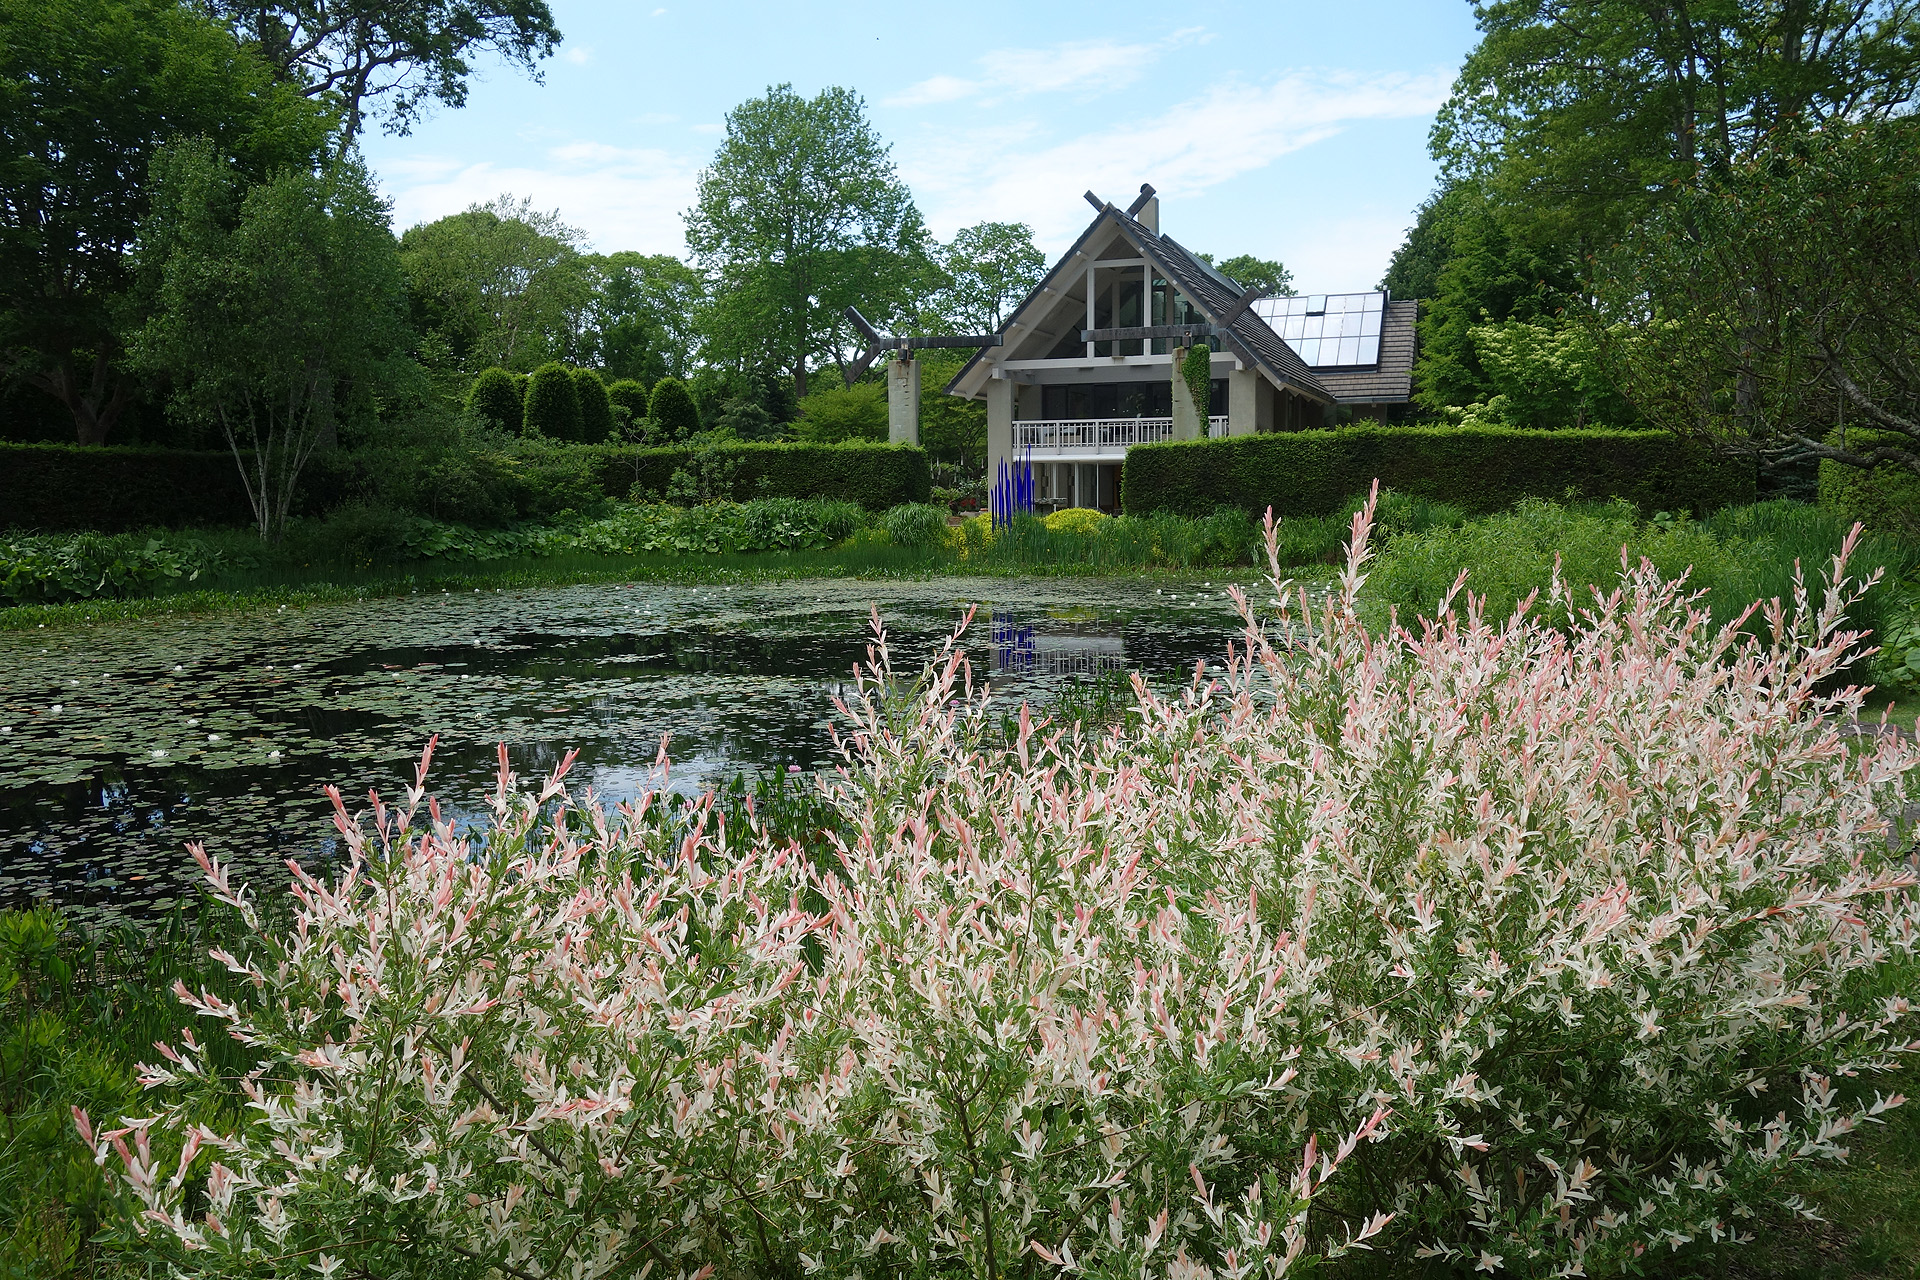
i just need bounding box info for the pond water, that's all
[0,575,1260,928]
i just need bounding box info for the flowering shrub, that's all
[82,493,1920,1278]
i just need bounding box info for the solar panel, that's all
[1254,292,1385,367]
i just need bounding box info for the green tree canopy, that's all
[685,84,928,398]
[399,196,592,376]
[0,0,334,443]
[586,251,703,384]
[1434,0,1920,245]
[930,222,1046,332]
[1212,254,1295,298]
[130,140,410,539]
[647,376,699,443]
[1379,185,1475,300]
[792,381,886,445]
[205,0,561,144]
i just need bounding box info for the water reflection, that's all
[0,576,1252,925]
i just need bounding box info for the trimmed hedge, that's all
[592,441,929,510]
[573,369,613,444]
[523,363,582,440]
[1121,426,1755,519]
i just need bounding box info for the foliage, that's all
[1122,425,1754,519]
[1431,0,1920,247]
[1821,428,1920,539]
[0,531,224,604]
[87,507,1920,1280]
[685,83,927,398]
[519,361,581,440]
[571,367,611,443]
[398,196,590,375]
[202,0,561,143]
[1213,252,1295,297]
[1437,318,1637,431]
[1364,496,1915,643]
[586,251,702,384]
[1041,506,1108,535]
[603,378,650,429]
[877,501,948,548]
[0,0,334,444]
[645,376,699,443]
[662,438,740,505]
[916,350,986,464]
[1379,184,1472,300]
[1587,119,1920,480]
[927,221,1047,332]
[1179,343,1212,407]
[0,443,262,531]
[792,380,886,444]
[130,141,411,541]
[464,366,525,430]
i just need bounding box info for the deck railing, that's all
[1013,417,1229,454]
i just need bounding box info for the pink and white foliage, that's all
[81,488,1920,1279]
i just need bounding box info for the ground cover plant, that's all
[61,494,1920,1278]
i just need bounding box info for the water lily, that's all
[49,704,61,714]
[268,750,281,761]
[150,748,165,759]
[207,733,222,743]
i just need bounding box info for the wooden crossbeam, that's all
[1079,324,1215,343]
[844,305,1003,381]
[1215,285,1270,328]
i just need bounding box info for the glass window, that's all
[1337,336,1362,364]
[1358,336,1382,364]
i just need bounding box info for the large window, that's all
[1038,380,1226,418]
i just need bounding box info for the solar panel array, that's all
[1254,292,1384,367]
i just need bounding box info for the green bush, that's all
[572,368,613,444]
[1819,429,1920,537]
[465,366,526,430]
[0,443,257,530]
[880,502,949,549]
[793,381,887,444]
[588,441,930,511]
[606,379,651,432]
[1122,426,1756,519]
[522,362,582,440]
[648,377,700,443]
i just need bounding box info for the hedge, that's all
[1,440,930,531]
[1121,426,1755,519]
[591,441,929,510]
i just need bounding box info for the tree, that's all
[647,376,698,443]
[1213,254,1295,298]
[1433,0,1920,246]
[465,365,524,429]
[1588,120,1920,477]
[930,222,1046,332]
[399,196,592,375]
[571,366,611,443]
[204,0,561,144]
[586,251,702,384]
[521,361,579,439]
[1380,185,1474,300]
[684,84,928,398]
[131,141,410,540]
[791,382,885,444]
[0,0,333,444]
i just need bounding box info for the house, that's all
[935,184,1418,513]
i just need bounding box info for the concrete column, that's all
[1169,346,1205,441]
[1227,367,1259,437]
[985,375,1015,484]
[888,355,921,445]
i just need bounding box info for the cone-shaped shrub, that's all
[606,378,651,434]
[572,368,613,443]
[647,376,699,443]
[522,362,582,440]
[465,367,524,430]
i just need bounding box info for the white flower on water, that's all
[0,727,10,734]
[151,749,166,759]
[49,705,62,714]
[208,734,223,743]
[186,719,200,727]
[268,750,281,761]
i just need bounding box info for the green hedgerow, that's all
[648,377,700,444]
[522,363,582,440]
[465,367,525,431]
[573,369,613,444]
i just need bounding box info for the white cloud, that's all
[886,29,1209,108]
[1285,210,1417,294]
[564,45,591,65]
[900,68,1451,250]
[689,122,723,135]
[379,142,700,254]
[650,6,665,14]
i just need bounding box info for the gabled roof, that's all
[1309,298,1419,404]
[944,202,1335,404]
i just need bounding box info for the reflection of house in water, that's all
[989,611,1128,678]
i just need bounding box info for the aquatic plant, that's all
[80,493,1920,1278]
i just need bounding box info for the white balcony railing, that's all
[1013,417,1229,455]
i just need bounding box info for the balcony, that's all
[1013,416,1229,459]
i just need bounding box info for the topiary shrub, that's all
[572,368,613,444]
[606,379,651,435]
[647,377,700,443]
[1043,507,1110,535]
[522,363,582,440]
[465,367,526,431]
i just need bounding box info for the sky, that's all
[357,1,1483,295]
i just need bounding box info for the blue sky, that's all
[357,1,1483,294]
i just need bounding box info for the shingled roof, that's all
[1307,298,1418,405]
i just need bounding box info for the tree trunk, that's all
[24,352,131,445]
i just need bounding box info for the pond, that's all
[0,575,1263,928]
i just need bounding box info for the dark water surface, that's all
[0,576,1258,926]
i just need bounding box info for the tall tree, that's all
[0,0,333,443]
[930,222,1046,333]
[1213,254,1295,298]
[1588,119,1920,476]
[131,140,410,539]
[1434,0,1920,245]
[1379,184,1474,300]
[399,196,591,375]
[684,84,927,397]
[203,0,561,144]
[587,251,703,383]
